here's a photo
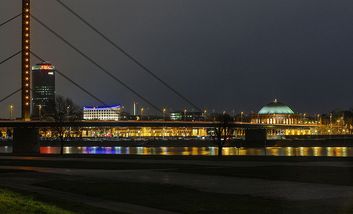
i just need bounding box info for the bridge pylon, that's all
[22,0,31,121]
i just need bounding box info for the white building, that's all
[83,105,121,121]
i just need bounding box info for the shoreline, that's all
[2,136,353,148]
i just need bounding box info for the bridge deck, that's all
[0,120,321,129]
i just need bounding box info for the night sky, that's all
[0,0,353,118]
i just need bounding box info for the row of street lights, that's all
[6,104,43,120]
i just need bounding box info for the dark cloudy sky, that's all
[1,0,353,118]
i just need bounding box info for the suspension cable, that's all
[53,0,201,111]
[31,14,162,113]
[0,50,21,66]
[0,13,21,29]
[31,51,107,106]
[0,88,21,104]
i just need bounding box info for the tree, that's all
[46,95,82,155]
[212,113,234,157]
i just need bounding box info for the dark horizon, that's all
[1,0,353,118]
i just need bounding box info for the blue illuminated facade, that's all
[83,105,122,121]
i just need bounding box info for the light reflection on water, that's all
[0,146,352,157]
[36,146,353,157]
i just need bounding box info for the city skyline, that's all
[1,0,353,118]
[1,2,353,213]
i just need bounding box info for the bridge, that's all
[0,1,325,153]
[0,120,320,129]
[1,0,204,121]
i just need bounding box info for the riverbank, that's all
[0,155,353,213]
[0,187,74,214]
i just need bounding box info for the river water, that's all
[0,146,351,157]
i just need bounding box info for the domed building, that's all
[251,99,300,124]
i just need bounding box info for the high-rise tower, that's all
[31,62,56,119]
[22,0,31,120]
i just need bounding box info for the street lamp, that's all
[9,105,14,120]
[231,109,235,117]
[38,105,42,120]
[203,109,207,120]
[184,108,187,121]
[163,108,166,120]
[240,112,244,123]
[330,113,333,127]
[317,114,320,124]
[141,108,144,119]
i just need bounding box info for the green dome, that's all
[258,99,294,114]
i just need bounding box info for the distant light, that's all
[32,64,56,71]
[83,105,121,110]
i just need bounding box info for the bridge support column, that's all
[22,0,31,121]
[245,129,267,146]
[13,127,39,154]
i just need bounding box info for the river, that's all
[0,146,352,157]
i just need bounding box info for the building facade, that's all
[31,62,56,119]
[251,99,300,125]
[170,111,204,121]
[83,105,122,121]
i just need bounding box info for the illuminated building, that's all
[83,105,122,121]
[32,62,56,118]
[170,111,204,121]
[251,99,300,124]
[170,112,183,120]
[79,126,208,138]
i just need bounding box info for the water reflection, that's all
[0,146,352,157]
[35,146,353,157]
